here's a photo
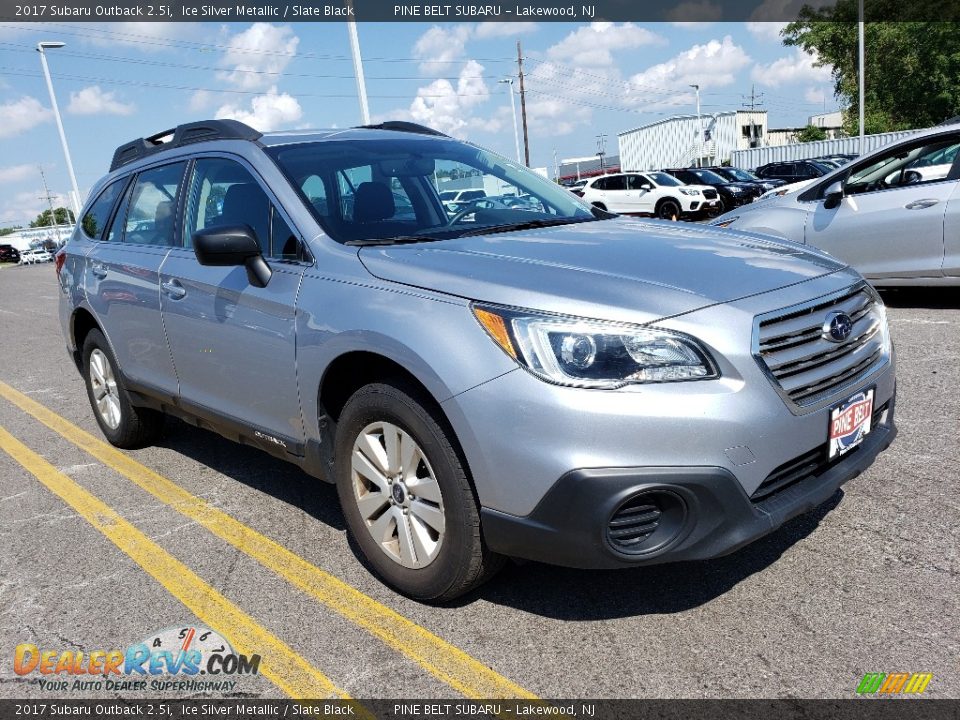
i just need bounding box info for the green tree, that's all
[784,7,960,135]
[795,124,829,142]
[30,207,75,228]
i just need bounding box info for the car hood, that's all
[358,218,846,324]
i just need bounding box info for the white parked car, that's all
[712,122,960,285]
[438,188,487,212]
[19,249,53,264]
[580,171,719,219]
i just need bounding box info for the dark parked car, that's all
[755,160,834,184]
[0,244,21,263]
[704,166,785,192]
[661,167,763,212]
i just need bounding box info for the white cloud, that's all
[0,164,35,184]
[218,23,299,91]
[67,86,135,116]
[745,22,788,42]
[627,35,751,99]
[0,188,70,225]
[752,48,833,87]
[189,89,215,112]
[0,96,52,139]
[215,87,303,131]
[408,60,493,137]
[805,86,826,104]
[546,23,665,67]
[412,24,473,73]
[474,22,538,39]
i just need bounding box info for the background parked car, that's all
[19,249,53,264]
[580,171,719,219]
[438,188,487,213]
[704,166,785,192]
[711,123,960,285]
[661,167,763,212]
[0,244,21,263]
[755,159,834,184]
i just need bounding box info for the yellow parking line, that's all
[0,424,349,701]
[0,381,536,700]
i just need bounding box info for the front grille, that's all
[703,189,718,199]
[750,400,890,502]
[607,497,662,550]
[755,285,886,407]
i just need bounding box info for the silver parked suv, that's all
[56,120,897,601]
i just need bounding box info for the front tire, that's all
[82,329,163,448]
[334,382,503,602]
[657,198,681,220]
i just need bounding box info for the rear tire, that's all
[82,329,163,448]
[334,381,503,602]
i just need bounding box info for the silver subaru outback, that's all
[56,119,897,601]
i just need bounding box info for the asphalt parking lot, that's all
[0,261,957,700]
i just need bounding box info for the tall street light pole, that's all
[858,0,865,154]
[498,78,521,164]
[37,41,81,220]
[346,3,370,125]
[690,83,702,168]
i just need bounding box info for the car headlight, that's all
[679,188,700,196]
[710,216,739,228]
[472,304,718,388]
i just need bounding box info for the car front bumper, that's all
[480,397,895,568]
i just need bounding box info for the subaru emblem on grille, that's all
[823,311,853,343]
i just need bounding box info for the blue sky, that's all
[0,20,838,225]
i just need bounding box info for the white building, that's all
[1,224,75,251]
[619,110,768,171]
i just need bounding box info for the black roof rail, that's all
[355,120,448,137]
[110,119,262,172]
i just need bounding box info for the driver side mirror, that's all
[822,180,844,210]
[193,224,272,288]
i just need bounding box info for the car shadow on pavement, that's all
[464,491,843,618]
[157,418,347,531]
[878,287,960,309]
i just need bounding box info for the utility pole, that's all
[517,41,530,167]
[38,165,63,247]
[596,134,607,171]
[690,84,702,167]
[37,41,81,218]
[498,78,521,164]
[741,84,765,111]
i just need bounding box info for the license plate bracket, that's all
[828,388,874,460]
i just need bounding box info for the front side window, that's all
[184,157,302,261]
[267,137,595,244]
[122,162,187,246]
[844,135,960,196]
[81,178,127,240]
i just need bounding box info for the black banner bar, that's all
[1,0,959,23]
[1,700,959,720]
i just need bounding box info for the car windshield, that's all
[724,168,758,182]
[647,172,683,187]
[690,169,727,184]
[267,137,597,244]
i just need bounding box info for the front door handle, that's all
[91,264,107,279]
[161,279,186,300]
[905,198,940,210]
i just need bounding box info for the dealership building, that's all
[618,110,845,171]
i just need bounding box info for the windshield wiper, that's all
[458,216,595,238]
[345,235,443,247]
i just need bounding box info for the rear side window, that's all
[602,175,627,191]
[81,178,127,240]
[122,162,188,246]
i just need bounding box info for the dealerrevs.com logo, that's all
[14,626,261,693]
[856,673,933,696]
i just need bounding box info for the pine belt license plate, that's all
[828,388,874,460]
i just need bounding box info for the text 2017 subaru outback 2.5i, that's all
[57,120,897,601]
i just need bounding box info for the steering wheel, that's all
[447,206,479,225]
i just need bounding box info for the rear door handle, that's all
[161,279,186,300]
[905,198,940,210]
[91,264,107,279]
